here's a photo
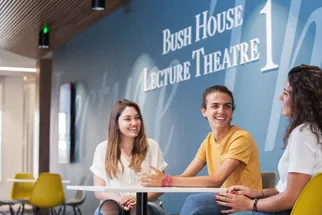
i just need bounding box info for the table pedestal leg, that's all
[136,192,147,215]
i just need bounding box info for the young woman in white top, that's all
[90,99,168,215]
[211,64,322,215]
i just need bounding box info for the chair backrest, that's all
[29,173,65,208]
[290,172,322,215]
[74,174,90,202]
[261,172,277,189]
[11,173,35,200]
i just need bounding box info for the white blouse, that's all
[90,138,168,198]
[276,124,322,193]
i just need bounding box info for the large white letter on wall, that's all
[260,0,278,72]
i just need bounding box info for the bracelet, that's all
[166,175,172,187]
[252,198,258,215]
[161,176,167,187]
[162,175,172,187]
[260,190,265,198]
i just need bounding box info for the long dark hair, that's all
[284,64,322,145]
[105,99,148,179]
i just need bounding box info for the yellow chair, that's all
[10,172,35,214]
[29,173,66,215]
[11,173,35,199]
[290,172,322,215]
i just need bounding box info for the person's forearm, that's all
[251,188,278,199]
[148,192,163,201]
[94,192,122,203]
[262,188,279,198]
[172,175,221,187]
[179,171,198,177]
[250,192,295,212]
[180,170,198,177]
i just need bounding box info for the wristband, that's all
[162,175,172,187]
[166,175,172,187]
[252,198,258,215]
[161,176,167,187]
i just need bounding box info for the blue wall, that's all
[51,0,322,214]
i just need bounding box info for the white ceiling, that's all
[0,49,37,76]
[0,49,36,67]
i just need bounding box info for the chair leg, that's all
[51,208,57,215]
[56,206,61,215]
[62,205,66,215]
[73,206,77,215]
[34,207,40,215]
[21,204,25,215]
[16,205,21,215]
[57,206,61,214]
[55,207,60,215]
[9,205,15,215]
[77,207,82,215]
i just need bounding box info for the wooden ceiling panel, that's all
[0,0,128,59]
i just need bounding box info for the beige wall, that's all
[23,81,36,176]
[0,76,35,200]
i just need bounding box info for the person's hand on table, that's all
[139,165,164,187]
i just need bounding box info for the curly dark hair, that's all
[284,64,322,144]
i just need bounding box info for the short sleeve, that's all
[147,139,168,171]
[195,134,210,162]
[275,180,282,193]
[288,128,316,175]
[224,133,254,165]
[89,141,107,182]
[156,144,168,171]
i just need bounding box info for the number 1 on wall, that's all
[260,0,279,72]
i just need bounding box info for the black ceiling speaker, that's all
[38,25,49,48]
[92,0,105,11]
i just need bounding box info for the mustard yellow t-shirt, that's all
[196,125,262,189]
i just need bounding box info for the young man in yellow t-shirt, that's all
[179,85,262,214]
[140,85,262,214]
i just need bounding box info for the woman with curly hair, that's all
[90,99,167,215]
[213,64,322,215]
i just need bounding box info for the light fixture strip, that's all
[0,66,37,73]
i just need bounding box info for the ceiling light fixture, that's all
[0,66,37,73]
[92,0,105,11]
[39,25,49,48]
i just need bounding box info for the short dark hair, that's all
[201,85,235,110]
